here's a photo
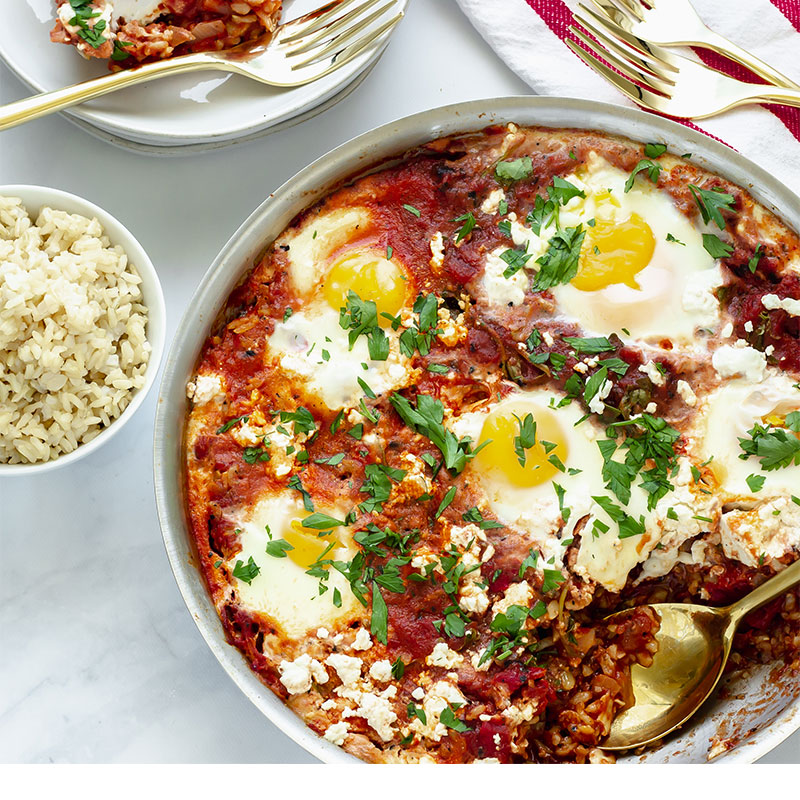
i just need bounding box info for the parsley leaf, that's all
[500,247,532,278]
[462,507,504,530]
[265,539,294,559]
[453,212,477,243]
[531,225,585,291]
[495,157,532,183]
[513,412,537,467]
[644,142,667,158]
[232,556,260,583]
[689,184,735,229]
[541,569,565,594]
[389,392,484,475]
[739,423,800,471]
[435,486,457,519]
[624,160,661,192]
[370,582,389,644]
[748,244,763,273]
[702,233,734,259]
[746,473,766,492]
[402,204,421,217]
[440,705,470,732]
[563,335,614,354]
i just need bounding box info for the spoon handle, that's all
[728,557,800,624]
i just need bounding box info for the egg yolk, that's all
[475,402,569,488]
[284,520,338,570]
[322,250,407,321]
[571,213,656,292]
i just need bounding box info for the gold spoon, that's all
[603,557,800,750]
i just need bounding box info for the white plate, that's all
[0,0,406,148]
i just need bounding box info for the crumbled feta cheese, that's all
[720,322,734,339]
[638,360,665,387]
[492,581,533,616]
[480,189,506,215]
[721,496,800,568]
[351,628,373,651]
[317,627,329,639]
[412,686,425,701]
[645,402,657,414]
[481,248,528,307]
[187,373,224,404]
[426,642,464,669]
[408,681,466,742]
[324,721,349,746]
[429,231,445,271]
[712,342,767,382]
[369,660,393,683]
[744,320,754,332]
[762,293,800,316]
[278,654,329,695]
[681,266,722,324]
[542,330,555,347]
[588,378,613,414]
[347,691,398,741]
[325,654,363,687]
[437,307,468,346]
[676,379,698,407]
[321,699,337,711]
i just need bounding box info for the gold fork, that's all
[567,12,800,119]
[583,0,799,90]
[0,0,403,132]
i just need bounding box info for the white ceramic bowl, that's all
[1,184,166,476]
[154,97,800,763]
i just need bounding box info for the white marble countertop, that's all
[1,0,798,764]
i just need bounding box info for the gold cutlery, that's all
[582,0,799,90]
[0,0,403,132]
[603,558,800,750]
[567,13,800,118]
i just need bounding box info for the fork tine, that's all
[586,0,637,27]
[277,0,362,43]
[608,0,646,21]
[565,38,670,112]
[576,4,678,73]
[287,1,394,57]
[571,15,676,83]
[569,28,674,95]
[290,12,403,71]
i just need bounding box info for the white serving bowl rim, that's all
[1,184,166,476]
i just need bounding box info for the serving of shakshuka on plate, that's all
[183,125,800,763]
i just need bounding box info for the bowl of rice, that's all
[0,185,165,474]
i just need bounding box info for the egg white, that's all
[695,372,800,501]
[227,493,361,637]
[267,299,413,411]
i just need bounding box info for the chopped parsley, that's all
[513,412,537,467]
[453,212,477,243]
[339,291,389,361]
[462,507,504,529]
[217,414,249,434]
[232,556,260,584]
[739,420,800,471]
[495,157,532,183]
[389,392,485,475]
[624,160,661,192]
[370,582,389,644]
[531,225,585,291]
[748,244,763,273]
[402,203,421,217]
[563,335,614,354]
[689,185,735,229]
[702,233,734,259]
[265,539,294,558]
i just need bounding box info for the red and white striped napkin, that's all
[455,0,800,196]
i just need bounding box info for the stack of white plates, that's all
[1,0,406,153]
